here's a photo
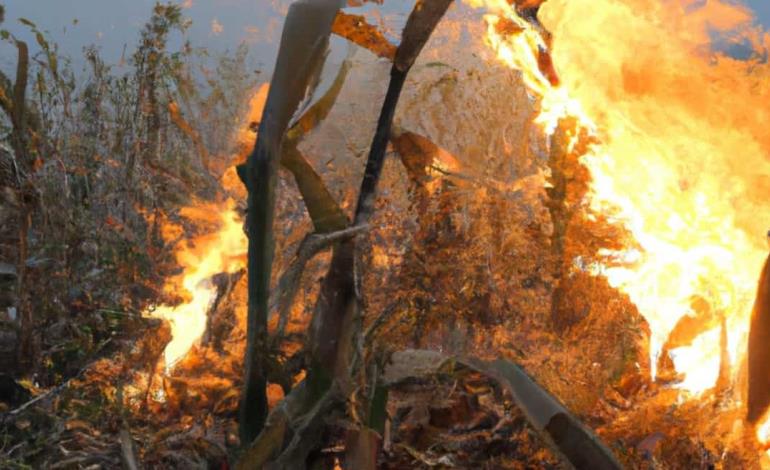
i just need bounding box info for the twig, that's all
[4,388,52,418]
[397,443,456,467]
[1,440,25,458]
[168,101,211,174]
[273,224,370,337]
[363,303,398,344]
[2,338,112,419]
[96,308,141,318]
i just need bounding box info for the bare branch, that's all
[273,224,369,338]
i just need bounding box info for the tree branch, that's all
[273,224,369,338]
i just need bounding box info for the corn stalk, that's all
[239,0,344,445]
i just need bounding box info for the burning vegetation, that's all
[3,0,770,468]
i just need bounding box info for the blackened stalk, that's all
[311,2,454,469]
[237,2,453,466]
[356,0,454,224]
[306,67,408,388]
[353,68,406,223]
[239,0,342,446]
[309,0,454,385]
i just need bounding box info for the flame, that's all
[464,0,770,450]
[150,200,246,368]
[146,84,269,369]
[537,0,770,396]
[758,408,770,451]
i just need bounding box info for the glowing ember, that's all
[464,0,770,450]
[149,200,246,368]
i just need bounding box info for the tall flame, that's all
[147,84,268,369]
[150,201,247,368]
[465,0,770,442]
[537,0,770,396]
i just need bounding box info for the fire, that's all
[149,200,246,368]
[537,0,770,396]
[465,0,770,450]
[758,408,770,449]
[146,84,268,369]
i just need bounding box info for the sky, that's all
[1,0,769,75]
[749,0,770,24]
[1,0,295,73]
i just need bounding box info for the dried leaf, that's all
[332,12,396,60]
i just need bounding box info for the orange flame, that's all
[465,0,770,451]
[150,200,246,368]
[146,84,269,370]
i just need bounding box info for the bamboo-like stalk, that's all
[239,0,344,446]
[237,1,453,466]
